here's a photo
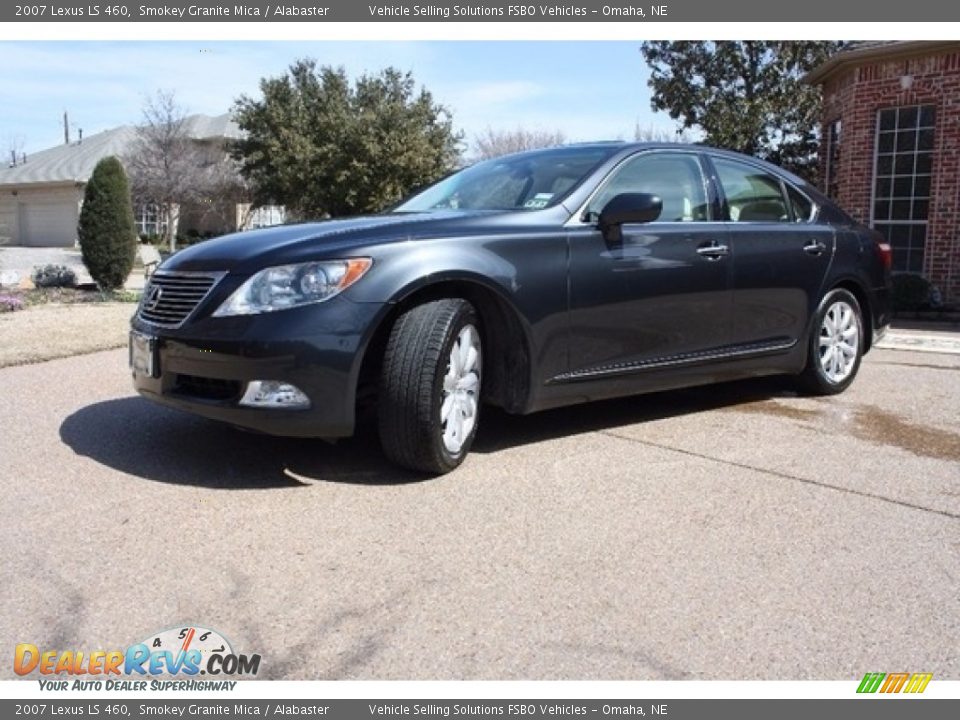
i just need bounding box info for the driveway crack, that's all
[600,430,960,521]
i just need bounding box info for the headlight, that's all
[213,258,372,316]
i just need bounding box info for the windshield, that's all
[393,145,620,213]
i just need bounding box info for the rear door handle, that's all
[803,240,827,255]
[696,241,730,260]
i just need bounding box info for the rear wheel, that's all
[378,299,482,474]
[798,288,864,395]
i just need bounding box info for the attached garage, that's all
[18,201,78,247]
[0,185,84,248]
[0,123,135,247]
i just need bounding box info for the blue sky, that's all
[0,41,674,156]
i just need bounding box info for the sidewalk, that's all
[878,322,960,355]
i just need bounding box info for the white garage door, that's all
[20,202,77,247]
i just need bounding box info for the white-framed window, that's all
[246,205,286,229]
[135,203,169,238]
[871,105,935,274]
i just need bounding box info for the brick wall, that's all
[818,50,960,304]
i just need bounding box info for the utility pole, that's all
[63,110,70,145]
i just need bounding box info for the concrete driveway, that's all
[0,347,957,680]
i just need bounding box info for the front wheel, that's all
[798,288,864,395]
[378,299,482,474]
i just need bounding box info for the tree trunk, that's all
[165,202,180,253]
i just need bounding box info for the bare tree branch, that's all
[471,127,566,161]
[633,122,691,143]
[5,134,26,167]
[124,90,248,251]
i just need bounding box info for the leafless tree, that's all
[633,122,691,143]
[125,90,246,251]
[5,134,26,167]
[471,126,566,161]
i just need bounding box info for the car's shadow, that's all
[473,375,801,454]
[59,376,798,489]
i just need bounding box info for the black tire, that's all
[378,299,482,474]
[797,288,864,396]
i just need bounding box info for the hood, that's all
[161,209,559,274]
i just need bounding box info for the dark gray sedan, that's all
[130,143,892,474]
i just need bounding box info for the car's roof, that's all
[497,141,812,190]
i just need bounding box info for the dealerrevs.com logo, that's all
[15,626,260,691]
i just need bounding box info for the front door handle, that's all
[696,241,730,260]
[803,240,827,256]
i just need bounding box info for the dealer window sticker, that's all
[523,192,554,209]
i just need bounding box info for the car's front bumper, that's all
[130,297,387,438]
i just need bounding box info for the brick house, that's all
[806,41,960,304]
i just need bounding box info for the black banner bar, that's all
[3,1,960,22]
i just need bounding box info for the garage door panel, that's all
[21,203,77,247]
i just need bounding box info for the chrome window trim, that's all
[566,148,823,229]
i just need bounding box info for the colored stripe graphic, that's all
[880,673,909,693]
[857,673,885,693]
[857,672,932,694]
[904,673,933,694]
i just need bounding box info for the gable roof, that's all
[0,113,241,188]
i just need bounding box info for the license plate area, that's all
[129,331,158,378]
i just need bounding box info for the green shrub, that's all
[891,273,930,312]
[78,157,137,291]
[31,264,77,288]
[106,289,142,303]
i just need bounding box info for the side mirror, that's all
[597,192,663,243]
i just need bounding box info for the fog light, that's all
[239,380,311,409]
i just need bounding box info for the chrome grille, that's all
[137,270,225,328]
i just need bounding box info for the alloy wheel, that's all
[818,300,860,384]
[440,324,481,454]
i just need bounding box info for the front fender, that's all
[344,236,533,305]
[342,233,571,405]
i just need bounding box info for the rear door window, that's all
[713,158,790,222]
[785,184,815,223]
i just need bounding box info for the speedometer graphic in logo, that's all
[138,625,233,674]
